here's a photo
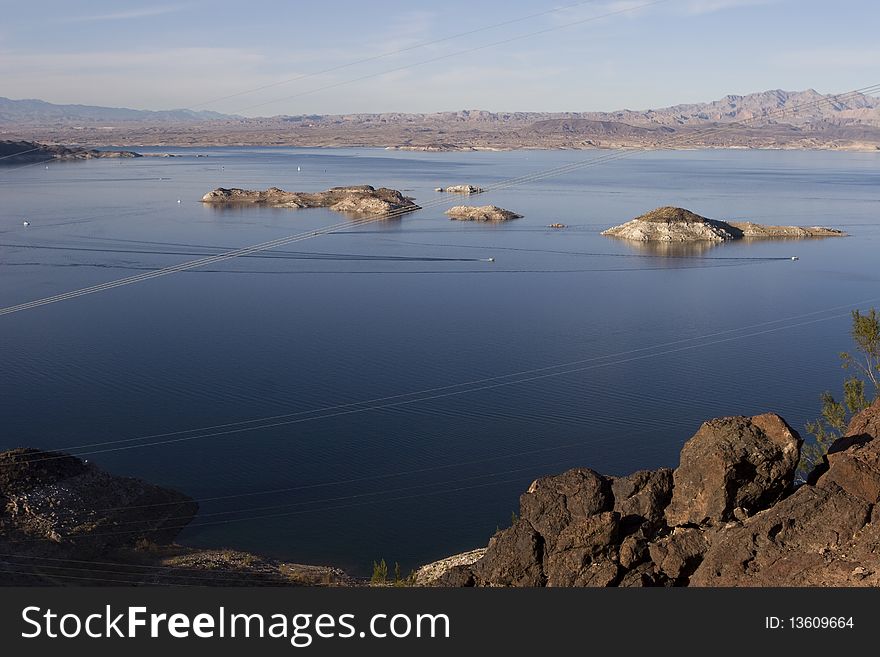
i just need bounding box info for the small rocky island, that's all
[435,184,485,194]
[200,185,420,217]
[445,205,522,222]
[602,206,845,242]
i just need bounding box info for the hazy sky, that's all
[1,0,878,115]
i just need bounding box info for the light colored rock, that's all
[436,184,484,194]
[445,205,522,222]
[413,548,487,585]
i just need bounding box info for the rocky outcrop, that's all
[428,405,880,587]
[200,185,420,217]
[445,205,522,222]
[0,140,140,164]
[0,449,345,586]
[664,414,801,526]
[601,206,845,242]
[435,184,484,194]
[0,448,196,550]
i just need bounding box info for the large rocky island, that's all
[602,206,845,242]
[3,398,879,587]
[201,185,420,217]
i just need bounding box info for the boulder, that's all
[471,520,545,587]
[647,527,710,585]
[611,468,673,533]
[665,414,801,526]
[815,398,880,503]
[542,512,620,587]
[519,468,612,552]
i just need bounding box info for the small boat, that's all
[548,223,566,229]
[22,220,30,227]
[791,256,799,261]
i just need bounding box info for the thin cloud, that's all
[683,0,778,14]
[64,5,188,23]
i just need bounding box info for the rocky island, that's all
[601,206,845,242]
[200,185,420,217]
[445,205,522,222]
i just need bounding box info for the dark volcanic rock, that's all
[648,527,711,585]
[542,512,620,587]
[0,449,349,586]
[471,520,545,587]
[519,468,612,552]
[689,482,872,586]
[665,414,802,526]
[611,468,673,533]
[816,398,880,503]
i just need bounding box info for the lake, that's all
[1,147,878,575]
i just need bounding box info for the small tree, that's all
[841,308,880,389]
[798,308,879,478]
[371,559,388,585]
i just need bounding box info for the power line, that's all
[17,294,875,464]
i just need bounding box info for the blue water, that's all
[1,147,878,575]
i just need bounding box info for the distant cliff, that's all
[4,89,879,150]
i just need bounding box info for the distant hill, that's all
[0,97,232,125]
[2,90,878,150]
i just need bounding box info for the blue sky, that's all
[1,0,877,115]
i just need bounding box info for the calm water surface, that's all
[1,147,878,574]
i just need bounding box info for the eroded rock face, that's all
[445,205,522,222]
[471,520,546,586]
[689,482,872,586]
[200,185,420,217]
[611,468,673,532]
[665,414,802,526]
